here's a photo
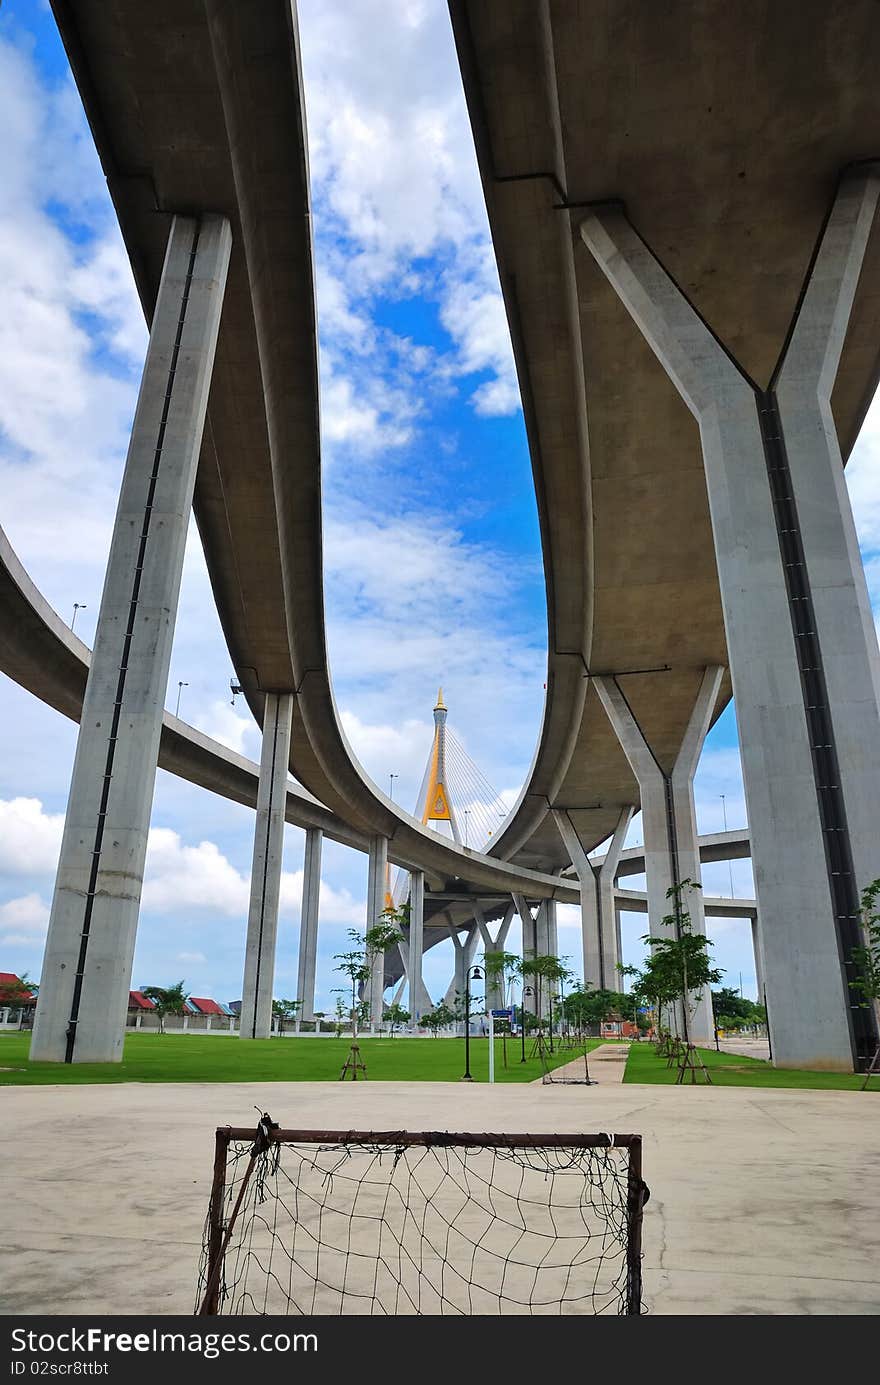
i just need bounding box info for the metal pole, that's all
[721,794,734,896]
[201,1127,230,1315]
[488,1010,495,1084]
[175,681,188,718]
[625,1136,646,1316]
[463,974,472,1080]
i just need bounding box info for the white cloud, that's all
[298,0,518,420]
[176,951,207,964]
[0,797,64,875]
[195,700,256,758]
[0,892,50,948]
[0,35,143,600]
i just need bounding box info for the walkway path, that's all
[533,1043,630,1085]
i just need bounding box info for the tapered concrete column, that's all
[594,669,723,1044]
[295,828,322,1023]
[752,917,766,1005]
[240,693,294,1040]
[444,922,479,1030]
[512,893,538,1014]
[366,835,389,1027]
[581,176,880,1070]
[474,902,514,1011]
[554,806,634,990]
[407,870,425,1021]
[31,215,231,1064]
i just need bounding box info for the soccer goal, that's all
[540,1042,596,1085]
[196,1114,648,1316]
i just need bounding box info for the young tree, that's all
[642,880,722,1045]
[364,907,406,1027]
[142,980,189,1035]
[420,1002,456,1035]
[333,997,348,1038]
[333,930,371,1040]
[482,950,521,1011]
[0,972,36,1012]
[272,998,301,1034]
[850,879,880,1064]
[383,1002,411,1037]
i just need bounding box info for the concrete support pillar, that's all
[554,806,634,991]
[296,828,322,1023]
[240,692,295,1040]
[594,668,723,1044]
[512,893,538,1014]
[31,215,232,1064]
[752,916,766,1006]
[444,921,479,1021]
[366,835,388,1027]
[407,870,425,1021]
[474,902,514,1011]
[580,175,880,1070]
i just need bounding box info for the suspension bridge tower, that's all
[419,689,461,843]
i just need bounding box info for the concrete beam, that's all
[240,692,294,1040]
[31,215,231,1064]
[366,836,388,1028]
[296,827,321,1023]
[408,870,425,1022]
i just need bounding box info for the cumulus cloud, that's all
[298,0,518,421]
[0,36,144,593]
[0,893,50,948]
[0,797,64,875]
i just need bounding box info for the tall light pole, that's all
[389,773,398,801]
[461,963,483,1081]
[71,603,86,632]
[720,794,735,896]
[464,809,470,847]
[175,681,188,718]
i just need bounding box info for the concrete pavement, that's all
[2,1080,877,1316]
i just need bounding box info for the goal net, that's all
[540,1042,596,1085]
[196,1115,647,1316]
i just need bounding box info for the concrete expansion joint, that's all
[293,667,323,695]
[556,194,627,215]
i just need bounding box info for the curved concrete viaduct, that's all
[12,1,877,1068]
[450,0,880,1070]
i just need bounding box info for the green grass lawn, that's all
[623,1038,877,1091]
[0,1031,602,1086]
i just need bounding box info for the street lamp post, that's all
[520,985,532,1063]
[71,603,87,632]
[720,793,735,897]
[175,681,189,718]
[389,773,398,801]
[461,964,483,1081]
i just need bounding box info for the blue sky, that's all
[1,0,878,1012]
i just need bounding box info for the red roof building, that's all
[128,990,156,1011]
[0,972,37,1005]
[189,997,226,1016]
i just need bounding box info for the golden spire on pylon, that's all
[422,687,454,827]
